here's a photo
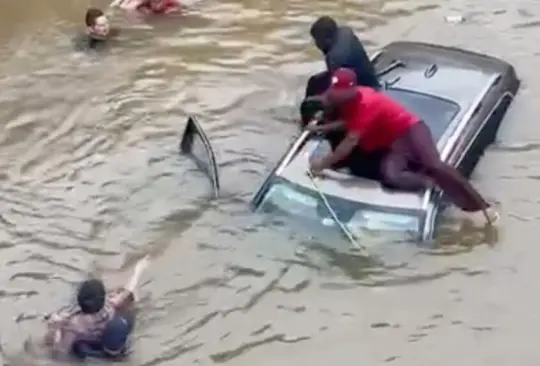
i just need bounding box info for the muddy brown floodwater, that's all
[0,0,539,365]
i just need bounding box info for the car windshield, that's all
[258,177,421,235]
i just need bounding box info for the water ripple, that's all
[0,0,538,364]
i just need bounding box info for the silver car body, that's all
[250,41,520,241]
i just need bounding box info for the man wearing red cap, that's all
[307,67,498,225]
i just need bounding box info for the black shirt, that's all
[325,26,379,88]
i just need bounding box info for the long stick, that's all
[303,119,365,252]
[306,169,368,253]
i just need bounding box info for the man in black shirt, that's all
[304,16,379,98]
[299,16,383,180]
[73,8,120,52]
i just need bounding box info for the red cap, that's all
[328,68,357,91]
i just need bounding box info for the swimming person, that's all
[111,0,182,14]
[45,256,150,358]
[73,8,120,51]
[305,16,379,98]
[307,68,499,225]
[71,313,133,360]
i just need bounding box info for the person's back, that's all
[355,86,416,124]
[325,27,379,88]
[45,280,114,354]
[72,314,133,360]
[316,68,415,152]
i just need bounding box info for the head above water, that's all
[77,279,106,314]
[310,16,339,54]
[85,8,110,39]
[325,68,359,105]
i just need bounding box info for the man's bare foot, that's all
[466,206,500,227]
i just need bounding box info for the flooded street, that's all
[0,0,539,364]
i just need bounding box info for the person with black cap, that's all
[45,255,150,358]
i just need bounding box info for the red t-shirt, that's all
[137,0,181,14]
[339,86,419,151]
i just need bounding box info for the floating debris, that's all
[444,14,465,24]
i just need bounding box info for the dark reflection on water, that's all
[0,0,539,364]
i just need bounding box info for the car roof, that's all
[381,59,497,110]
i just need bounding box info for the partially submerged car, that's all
[180,41,520,241]
[251,41,520,241]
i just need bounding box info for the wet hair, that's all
[77,279,106,314]
[85,8,104,27]
[310,16,338,41]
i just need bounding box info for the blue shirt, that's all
[325,26,379,88]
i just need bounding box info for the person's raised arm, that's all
[109,255,151,309]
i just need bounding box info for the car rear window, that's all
[384,88,460,141]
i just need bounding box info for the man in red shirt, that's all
[307,68,498,225]
[111,0,181,14]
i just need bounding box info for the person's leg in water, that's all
[380,121,497,223]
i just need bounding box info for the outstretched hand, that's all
[134,254,151,275]
[125,254,152,293]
